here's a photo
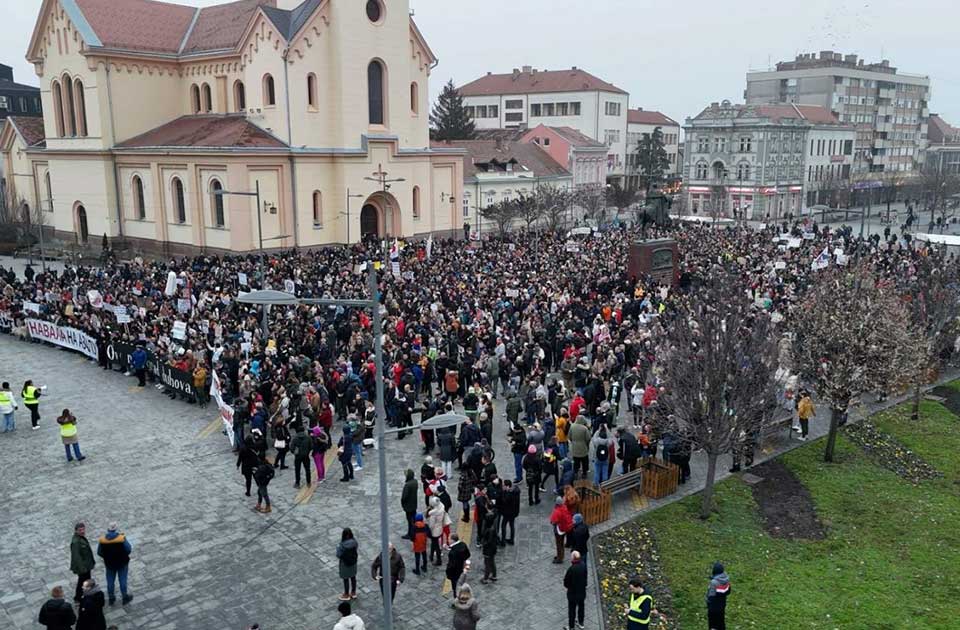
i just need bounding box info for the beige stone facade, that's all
[3,0,463,254]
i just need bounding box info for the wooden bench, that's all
[600,467,644,496]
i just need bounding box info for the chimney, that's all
[512,68,520,79]
[522,65,532,73]
[710,102,720,110]
[845,54,858,64]
[881,59,889,67]
[486,72,492,76]
[572,66,578,70]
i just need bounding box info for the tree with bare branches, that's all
[515,192,543,231]
[656,271,779,519]
[902,252,960,420]
[791,264,920,462]
[536,185,573,231]
[918,164,960,231]
[573,184,607,225]
[480,198,520,235]
[606,183,638,223]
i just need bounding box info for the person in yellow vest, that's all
[1,381,18,432]
[21,379,43,430]
[625,575,656,630]
[57,409,86,462]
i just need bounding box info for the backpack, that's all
[254,463,274,484]
[595,441,609,461]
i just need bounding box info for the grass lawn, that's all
[597,399,960,629]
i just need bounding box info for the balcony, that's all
[879,88,895,99]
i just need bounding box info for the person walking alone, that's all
[70,523,95,603]
[0,381,18,432]
[336,528,359,601]
[236,436,259,497]
[706,562,731,630]
[253,456,274,513]
[563,551,588,630]
[371,543,405,603]
[289,426,312,489]
[57,409,85,462]
[22,379,43,430]
[796,390,815,441]
[96,522,133,606]
[625,575,655,630]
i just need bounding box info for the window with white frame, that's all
[697,136,709,153]
[570,102,581,115]
[695,161,708,179]
[605,102,621,116]
[604,129,620,145]
[739,136,752,153]
[714,136,727,153]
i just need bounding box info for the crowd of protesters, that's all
[4,217,955,629]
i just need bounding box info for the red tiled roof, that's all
[8,116,46,147]
[544,126,605,148]
[76,0,197,54]
[116,115,287,149]
[459,68,627,96]
[182,0,274,54]
[754,104,840,124]
[928,114,960,144]
[627,109,678,126]
[434,140,570,179]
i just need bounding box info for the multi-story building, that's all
[519,124,607,189]
[926,114,960,175]
[0,64,42,121]
[458,66,629,183]
[683,101,855,219]
[0,0,463,254]
[434,138,572,235]
[745,51,930,179]
[625,108,681,189]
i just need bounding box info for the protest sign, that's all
[284,279,296,294]
[177,298,191,314]
[87,290,103,308]
[238,272,248,286]
[26,319,99,360]
[172,321,187,340]
[23,301,41,314]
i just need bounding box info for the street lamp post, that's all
[237,272,467,630]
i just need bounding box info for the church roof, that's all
[115,114,287,150]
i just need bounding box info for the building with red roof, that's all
[625,108,682,188]
[4,0,464,254]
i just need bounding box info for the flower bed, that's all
[594,520,677,630]
[843,421,942,483]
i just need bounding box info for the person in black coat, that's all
[563,551,588,630]
[566,513,590,560]
[617,428,641,474]
[400,469,419,540]
[236,436,259,497]
[76,579,106,630]
[38,586,76,630]
[445,534,471,589]
[480,512,498,584]
[498,479,521,545]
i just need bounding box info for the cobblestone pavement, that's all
[4,335,948,630]
[0,336,597,630]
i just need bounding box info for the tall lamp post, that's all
[237,271,467,630]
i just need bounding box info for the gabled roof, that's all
[261,0,321,41]
[459,67,627,96]
[115,114,287,149]
[182,0,271,54]
[473,128,529,142]
[692,102,843,126]
[627,109,678,126]
[75,0,199,54]
[547,126,605,148]
[0,79,41,95]
[928,114,960,144]
[5,116,47,148]
[433,140,571,179]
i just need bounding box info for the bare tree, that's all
[918,164,960,231]
[536,185,573,231]
[657,270,779,519]
[515,193,543,231]
[480,198,520,235]
[573,184,607,225]
[791,264,920,462]
[902,252,960,420]
[606,183,638,223]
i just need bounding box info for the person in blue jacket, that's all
[130,345,148,387]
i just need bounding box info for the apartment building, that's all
[926,114,960,175]
[458,66,629,183]
[746,51,930,178]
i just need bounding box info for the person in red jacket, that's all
[549,497,573,564]
[411,513,429,575]
[641,384,658,422]
[569,392,586,423]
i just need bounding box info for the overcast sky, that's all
[5,0,959,123]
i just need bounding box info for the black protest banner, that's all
[105,340,197,398]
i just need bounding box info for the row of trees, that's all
[658,258,959,519]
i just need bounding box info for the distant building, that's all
[745,51,929,179]
[0,64,42,121]
[926,114,960,175]
[625,108,681,189]
[435,138,572,235]
[458,66,629,183]
[683,101,855,219]
[519,125,606,189]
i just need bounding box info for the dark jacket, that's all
[563,561,589,601]
[290,431,313,459]
[618,431,642,462]
[371,549,406,584]
[76,589,106,630]
[236,444,259,474]
[401,472,419,513]
[446,540,471,581]
[38,597,76,629]
[253,461,275,485]
[522,452,542,485]
[96,532,131,570]
[706,564,731,615]
[70,534,95,575]
[500,484,521,519]
[567,521,590,555]
[438,429,457,462]
[481,515,499,556]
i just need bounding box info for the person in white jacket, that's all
[333,601,364,630]
[426,496,447,566]
[1,381,18,432]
